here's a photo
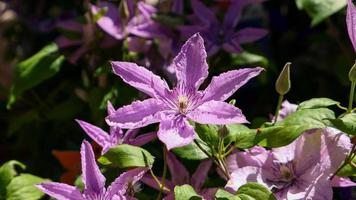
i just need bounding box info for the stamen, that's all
[178,95,189,114]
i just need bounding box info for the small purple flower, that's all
[347,0,356,51]
[225,128,354,200]
[92,1,165,40]
[36,140,147,200]
[179,0,267,55]
[141,152,216,200]
[106,33,264,150]
[76,101,156,155]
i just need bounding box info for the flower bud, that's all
[349,60,356,82]
[275,62,291,95]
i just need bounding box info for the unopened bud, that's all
[275,62,291,95]
[349,60,356,82]
[229,99,236,105]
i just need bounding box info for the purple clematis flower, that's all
[347,0,356,51]
[179,0,267,55]
[92,1,165,40]
[141,152,216,200]
[36,140,147,200]
[76,101,156,155]
[225,128,354,200]
[106,33,264,150]
[224,101,356,199]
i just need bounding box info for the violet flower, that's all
[224,101,355,199]
[76,101,156,155]
[36,140,147,200]
[106,33,264,150]
[347,0,356,51]
[225,128,354,200]
[141,152,216,200]
[179,0,267,55]
[92,1,165,40]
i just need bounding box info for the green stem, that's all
[149,168,170,193]
[157,146,168,200]
[348,81,356,113]
[273,94,284,124]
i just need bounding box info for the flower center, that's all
[178,95,189,114]
[279,165,294,181]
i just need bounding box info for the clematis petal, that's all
[107,101,116,115]
[129,131,157,146]
[76,119,111,149]
[223,0,244,29]
[191,0,218,25]
[187,101,248,124]
[225,166,267,192]
[231,28,267,44]
[172,0,184,14]
[91,1,124,40]
[106,168,147,198]
[36,182,84,200]
[331,176,356,187]
[191,159,213,190]
[80,140,106,194]
[202,67,264,102]
[173,33,209,90]
[106,98,168,129]
[111,61,169,98]
[226,146,270,173]
[157,117,196,150]
[294,172,333,200]
[167,152,190,185]
[347,0,356,51]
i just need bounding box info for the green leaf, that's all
[327,113,356,135]
[226,124,269,149]
[7,43,65,108]
[174,184,202,200]
[173,137,211,160]
[0,161,26,198]
[295,0,346,26]
[99,144,154,168]
[337,156,356,177]
[237,183,276,200]
[298,98,340,110]
[232,51,268,66]
[195,124,220,147]
[215,189,241,200]
[265,108,335,147]
[6,174,47,200]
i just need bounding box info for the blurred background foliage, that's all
[0,0,355,199]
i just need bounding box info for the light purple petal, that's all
[129,131,157,146]
[226,146,270,173]
[191,0,217,25]
[92,2,124,40]
[225,166,267,192]
[191,159,213,190]
[167,152,190,185]
[294,172,333,200]
[76,119,111,149]
[331,176,356,187]
[111,61,169,98]
[187,101,248,124]
[202,67,264,102]
[347,0,356,51]
[173,33,209,89]
[127,36,152,53]
[122,129,140,141]
[157,117,196,150]
[232,28,268,44]
[106,168,147,198]
[272,100,297,121]
[80,140,106,194]
[36,183,84,200]
[107,101,116,115]
[106,98,168,129]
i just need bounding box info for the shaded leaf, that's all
[174,184,202,200]
[173,137,211,160]
[237,183,276,200]
[298,98,340,110]
[327,113,356,135]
